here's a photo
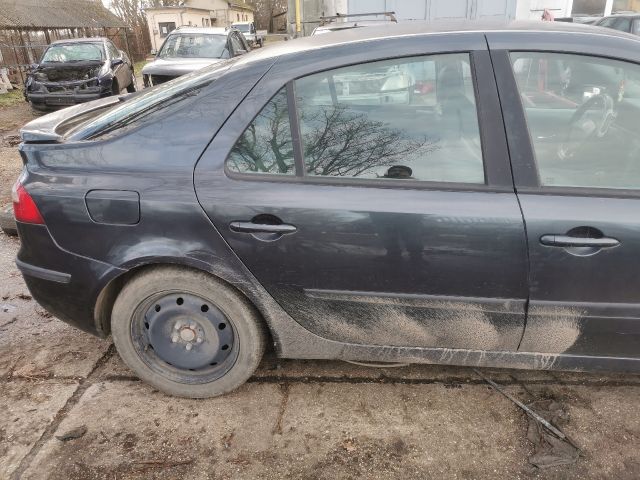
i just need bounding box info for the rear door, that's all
[489,32,640,358]
[195,34,528,351]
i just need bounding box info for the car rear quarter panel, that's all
[19,59,273,287]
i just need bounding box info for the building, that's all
[288,0,582,37]
[145,0,255,52]
[0,0,130,84]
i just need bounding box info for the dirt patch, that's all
[295,296,509,351]
[519,305,583,354]
[0,100,41,205]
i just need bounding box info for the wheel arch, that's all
[94,257,275,350]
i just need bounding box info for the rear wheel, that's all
[111,266,267,398]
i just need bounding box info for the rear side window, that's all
[226,53,485,184]
[294,54,483,182]
[511,52,640,189]
[227,88,295,175]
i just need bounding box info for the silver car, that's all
[142,27,249,87]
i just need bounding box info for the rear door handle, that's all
[230,221,297,234]
[540,234,620,248]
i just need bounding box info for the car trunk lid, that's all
[20,95,122,143]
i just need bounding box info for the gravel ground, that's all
[2,98,640,480]
[0,99,38,206]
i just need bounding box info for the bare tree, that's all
[144,0,181,7]
[247,0,287,32]
[228,90,294,174]
[110,0,146,26]
[228,92,437,177]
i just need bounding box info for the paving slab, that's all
[22,381,283,480]
[0,233,111,380]
[517,384,640,480]
[0,312,111,380]
[22,380,533,480]
[0,379,78,479]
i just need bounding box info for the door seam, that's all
[484,35,532,350]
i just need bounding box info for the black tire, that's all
[111,79,120,96]
[111,266,267,398]
[126,73,136,93]
[0,204,17,237]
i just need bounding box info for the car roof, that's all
[50,37,106,45]
[599,13,640,19]
[170,27,230,35]
[239,20,640,65]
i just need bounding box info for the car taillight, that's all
[12,181,44,224]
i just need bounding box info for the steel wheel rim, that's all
[131,292,238,384]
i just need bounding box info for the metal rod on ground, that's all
[473,368,567,440]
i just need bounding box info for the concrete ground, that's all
[2,92,640,480]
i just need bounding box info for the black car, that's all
[24,37,136,111]
[13,21,640,398]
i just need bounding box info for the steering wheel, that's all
[558,93,616,160]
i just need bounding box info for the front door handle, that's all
[230,221,297,235]
[540,234,620,248]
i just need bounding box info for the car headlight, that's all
[34,72,47,81]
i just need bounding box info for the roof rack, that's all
[319,11,397,26]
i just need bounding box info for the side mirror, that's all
[234,49,247,57]
[111,58,124,67]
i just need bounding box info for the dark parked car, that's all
[141,27,249,87]
[24,37,136,111]
[13,21,640,398]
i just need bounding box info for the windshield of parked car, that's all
[233,24,251,33]
[41,43,104,63]
[158,33,227,59]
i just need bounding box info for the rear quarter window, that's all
[65,60,236,141]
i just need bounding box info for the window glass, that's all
[42,43,104,62]
[632,19,640,35]
[159,22,176,38]
[293,54,484,183]
[597,17,617,28]
[511,52,640,189]
[613,17,632,32]
[107,42,119,59]
[159,34,227,59]
[227,88,295,175]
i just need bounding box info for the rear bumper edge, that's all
[16,258,71,284]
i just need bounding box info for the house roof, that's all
[228,2,254,12]
[0,0,127,29]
